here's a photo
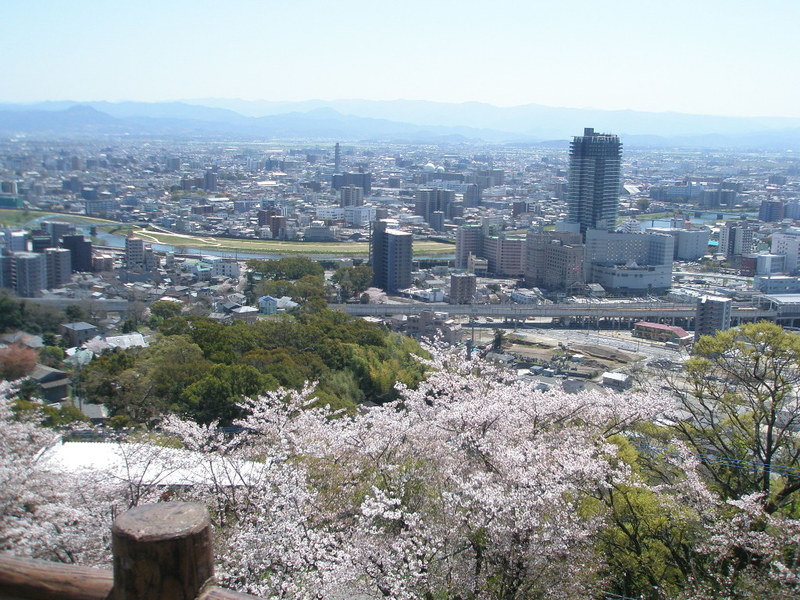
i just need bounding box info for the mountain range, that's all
[1,99,799,149]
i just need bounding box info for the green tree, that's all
[78,347,138,405]
[492,329,506,351]
[258,279,296,300]
[674,321,800,511]
[120,318,138,334]
[247,256,323,280]
[64,304,89,323]
[105,368,162,424]
[332,264,373,300]
[590,435,708,599]
[149,300,183,323]
[241,348,326,389]
[12,399,90,427]
[39,345,65,369]
[79,336,211,424]
[139,335,211,410]
[182,364,278,425]
[0,293,64,335]
[292,274,327,301]
[156,316,191,337]
[0,293,25,332]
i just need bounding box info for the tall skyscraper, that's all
[43,221,74,245]
[204,169,218,192]
[525,230,584,291]
[449,273,477,304]
[332,172,372,193]
[370,220,412,294]
[567,127,622,236]
[455,224,483,269]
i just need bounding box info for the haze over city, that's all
[3,0,799,118]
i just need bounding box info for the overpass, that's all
[26,297,132,318]
[330,301,776,329]
[18,298,785,330]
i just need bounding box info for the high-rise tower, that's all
[370,220,412,294]
[567,127,622,237]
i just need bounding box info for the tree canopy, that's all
[675,321,800,511]
[80,309,427,424]
[332,264,373,300]
[0,291,65,335]
[246,256,323,281]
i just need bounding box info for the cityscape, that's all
[3,1,800,600]
[1,123,799,350]
[3,115,800,597]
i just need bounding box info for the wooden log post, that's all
[111,502,213,600]
[0,555,113,600]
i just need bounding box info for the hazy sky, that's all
[3,0,798,117]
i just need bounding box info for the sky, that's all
[2,0,799,118]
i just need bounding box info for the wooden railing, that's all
[0,502,262,600]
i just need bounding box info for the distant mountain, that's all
[189,98,800,139]
[1,99,799,149]
[0,105,123,135]
[0,103,515,143]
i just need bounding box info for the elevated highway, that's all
[26,297,133,317]
[20,299,781,330]
[331,302,776,328]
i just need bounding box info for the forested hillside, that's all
[79,309,426,426]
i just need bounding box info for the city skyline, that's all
[2,0,799,118]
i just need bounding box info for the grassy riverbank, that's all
[0,209,454,257]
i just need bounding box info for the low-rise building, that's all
[602,372,632,390]
[258,296,279,314]
[61,322,98,346]
[633,321,692,345]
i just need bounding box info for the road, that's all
[526,328,685,361]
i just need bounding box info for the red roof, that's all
[634,321,690,338]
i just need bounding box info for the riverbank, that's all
[0,209,455,258]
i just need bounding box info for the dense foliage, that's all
[247,257,324,281]
[79,309,427,424]
[0,291,65,335]
[331,264,373,300]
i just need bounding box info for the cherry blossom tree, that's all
[157,353,677,600]
[3,346,800,600]
[0,381,119,564]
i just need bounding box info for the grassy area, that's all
[634,212,674,221]
[132,228,454,257]
[0,209,36,227]
[0,209,119,227]
[0,209,454,257]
